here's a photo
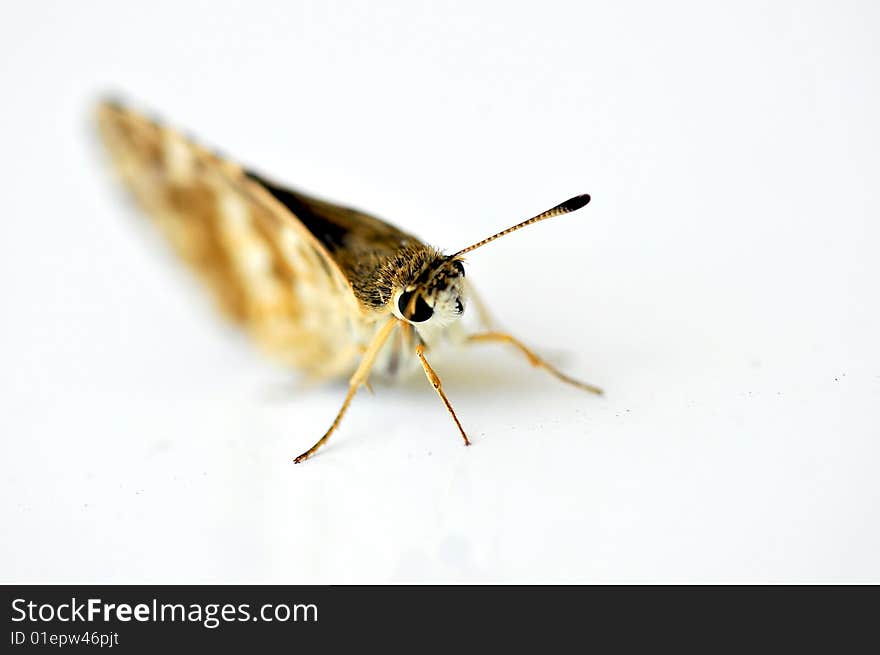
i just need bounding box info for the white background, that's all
[2,1,878,583]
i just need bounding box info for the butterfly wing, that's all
[96,100,368,377]
[245,171,428,310]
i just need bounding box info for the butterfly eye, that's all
[451,260,465,277]
[398,290,434,323]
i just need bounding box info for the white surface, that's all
[2,1,878,583]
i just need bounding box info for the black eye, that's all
[398,290,434,322]
[451,260,465,277]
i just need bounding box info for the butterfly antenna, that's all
[451,194,591,258]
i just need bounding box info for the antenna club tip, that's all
[561,194,591,212]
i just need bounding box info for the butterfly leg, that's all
[416,344,471,446]
[464,278,496,330]
[294,319,398,463]
[467,331,603,395]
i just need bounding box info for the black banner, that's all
[2,585,878,651]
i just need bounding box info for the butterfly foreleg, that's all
[466,331,603,395]
[294,319,398,463]
[415,344,471,447]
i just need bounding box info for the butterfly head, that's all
[389,193,592,332]
[392,257,466,328]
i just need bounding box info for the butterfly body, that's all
[96,99,599,462]
[97,101,468,382]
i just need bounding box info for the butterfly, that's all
[95,99,602,463]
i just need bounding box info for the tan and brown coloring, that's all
[96,100,601,463]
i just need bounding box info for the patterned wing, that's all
[244,172,427,310]
[96,100,364,377]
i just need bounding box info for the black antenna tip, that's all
[560,194,591,212]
